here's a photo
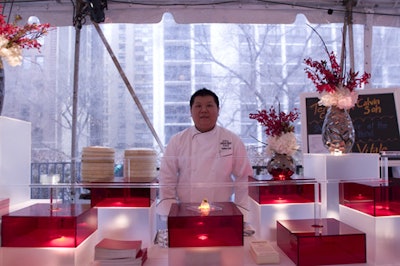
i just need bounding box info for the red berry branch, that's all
[249,106,299,137]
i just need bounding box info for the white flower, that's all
[266,132,299,156]
[0,36,7,47]
[0,35,23,67]
[318,85,358,109]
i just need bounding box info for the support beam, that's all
[92,22,165,153]
[340,0,356,75]
[70,0,85,200]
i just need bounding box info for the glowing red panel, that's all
[339,180,400,216]
[90,183,157,208]
[277,218,366,266]
[249,177,316,204]
[1,203,97,248]
[168,202,243,248]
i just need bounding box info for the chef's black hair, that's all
[190,88,219,108]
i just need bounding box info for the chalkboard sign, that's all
[300,88,400,154]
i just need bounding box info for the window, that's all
[2,14,397,164]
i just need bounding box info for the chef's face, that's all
[191,95,219,133]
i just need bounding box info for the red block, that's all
[90,185,156,207]
[1,203,97,248]
[339,180,400,216]
[277,218,366,266]
[248,177,316,204]
[168,202,243,247]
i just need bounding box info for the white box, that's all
[168,246,244,266]
[303,153,380,181]
[96,203,157,248]
[249,240,279,264]
[248,198,315,241]
[1,230,100,266]
[0,117,31,207]
[303,153,380,219]
[340,205,400,265]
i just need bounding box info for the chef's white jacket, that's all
[157,125,253,219]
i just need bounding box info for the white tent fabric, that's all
[3,0,400,27]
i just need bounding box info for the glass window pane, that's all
[0,13,392,166]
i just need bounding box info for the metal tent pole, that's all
[340,0,356,75]
[92,22,165,153]
[70,0,85,201]
[70,26,80,187]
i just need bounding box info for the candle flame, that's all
[198,198,210,215]
[333,149,342,156]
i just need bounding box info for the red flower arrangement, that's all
[0,9,51,67]
[304,51,371,95]
[249,106,299,156]
[304,27,371,109]
[249,106,299,137]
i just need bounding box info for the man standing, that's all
[157,88,253,220]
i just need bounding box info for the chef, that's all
[157,88,253,221]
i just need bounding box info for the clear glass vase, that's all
[266,153,295,180]
[322,106,355,153]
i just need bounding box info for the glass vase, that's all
[322,106,355,153]
[266,153,295,180]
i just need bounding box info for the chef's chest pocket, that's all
[211,149,233,174]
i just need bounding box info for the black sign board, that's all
[300,89,400,153]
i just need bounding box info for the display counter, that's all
[3,117,399,265]
[0,174,399,265]
[2,180,317,264]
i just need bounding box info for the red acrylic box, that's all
[249,177,316,204]
[277,218,366,266]
[339,180,400,216]
[1,203,97,248]
[90,180,157,207]
[168,202,243,248]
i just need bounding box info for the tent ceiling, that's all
[2,0,400,26]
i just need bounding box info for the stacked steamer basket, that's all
[124,148,158,182]
[81,146,115,182]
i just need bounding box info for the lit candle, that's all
[333,149,342,156]
[198,198,210,215]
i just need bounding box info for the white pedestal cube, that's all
[168,246,244,266]
[303,153,380,219]
[303,153,380,181]
[0,116,31,207]
[1,230,100,266]
[96,202,157,248]
[340,205,400,265]
[248,198,315,241]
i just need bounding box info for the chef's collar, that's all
[192,125,217,136]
